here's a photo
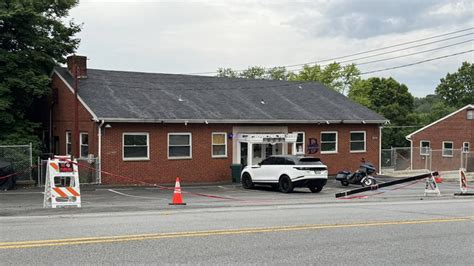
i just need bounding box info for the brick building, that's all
[48,55,388,185]
[406,104,474,171]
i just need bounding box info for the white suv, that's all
[241,155,328,193]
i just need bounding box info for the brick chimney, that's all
[67,55,87,78]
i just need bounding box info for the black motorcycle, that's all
[336,163,377,187]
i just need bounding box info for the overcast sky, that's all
[69,0,473,97]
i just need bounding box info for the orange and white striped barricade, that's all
[43,156,81,208]
[455,168,474,196]
[424,172,441,196]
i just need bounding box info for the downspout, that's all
[97,120,105,184]
[406,135,413,171]
[379,125,382,174]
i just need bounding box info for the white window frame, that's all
[79,132,89,158]
[442,141,453,157]
[462,142,470,153]
[122,132,150,161]
[320,131,338,154]
[467,110,474,120]
[350,131,366,153]
[420,140,430,155]
[211,132,227,158]
[66,131,72,155]
[168,133,192,160]
[293,132,305,155]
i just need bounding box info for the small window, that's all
[467,110,474,120]
[442,141,453,157]
[123,133,149,160]
[420,141,430,155]
[212,132,227,158]
[168,133,192,159]
[321,132,337,153]
[80,132,88,158]
[463,142,470,153]
[294,132,305,155]
[350,131,366,152]
[66,131,72,155]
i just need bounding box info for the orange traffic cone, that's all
[169,177,186,205]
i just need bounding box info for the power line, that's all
[360,50,473,75]
[186,27,474,75]
[355,39,473,66]
[314,34,473,67]
[288,35,473,72]
[285,27,474,67]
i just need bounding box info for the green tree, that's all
[217,66,292,80]
[0,0,80,149]
[240,66,266,79]
[290,63,360,94]
[435,61,473,108]
[413,94,457,125]
[348,77,415,148]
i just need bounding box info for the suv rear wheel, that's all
[308,184,323,193]
[242,173,254,189]
[279,175,294,193]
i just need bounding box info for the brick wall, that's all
[100,123,380,184]
[411,108,474,171]
[51,73,97,158]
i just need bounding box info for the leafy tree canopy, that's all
[289,63,360,94]
[348,77,415,148]
[217,63,360,94]
[0,0,80,149]
[217,66,291,80]
[435,61,473,109]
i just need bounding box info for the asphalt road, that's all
[1,179,473,265]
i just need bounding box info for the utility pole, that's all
[74,65,79,159]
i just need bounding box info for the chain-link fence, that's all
[38,156,100,187]
[382,147,473,177]
[0,144,33,181]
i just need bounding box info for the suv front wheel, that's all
[242,172,254,189]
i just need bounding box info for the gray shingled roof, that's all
[54,67,387,124]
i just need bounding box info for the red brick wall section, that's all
[101,123,234,185]
[411,108,474,171]
[51,73,97,158]
[100,123,380,185]
[289,124,380,174]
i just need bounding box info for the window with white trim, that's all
[294,132,305,155]
[66,131,72,155]
[80,132,88,158]
[420,140,430,155]
[123,133,149,160]
[350,131,366,152]
[442,141,453,157]
[321,132,337,153]
[467,110,474,120]
[168,133,192,159]
[212,132,227,158]
[462,142,470,153]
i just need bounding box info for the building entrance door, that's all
[236,134,297,166]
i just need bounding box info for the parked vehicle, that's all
[241,155,328,193]
[336,162,377,187]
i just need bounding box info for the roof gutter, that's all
[96,118,389,124]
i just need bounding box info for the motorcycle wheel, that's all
[361,177,376,187]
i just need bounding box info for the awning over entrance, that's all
[236,133,298,166]
[237,133,297,144]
